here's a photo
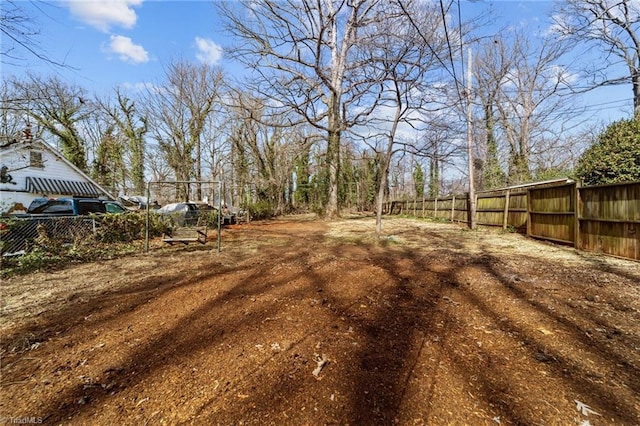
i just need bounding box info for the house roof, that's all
[1,139,117,200]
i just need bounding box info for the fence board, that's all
[577,182,640,259]
[476,193,506,227]
[527,184,575,245]
[452,196,468,223]
[579,220,639,260]
[384,180,640,261]
[383,181,639,261]
[473,190,528,229]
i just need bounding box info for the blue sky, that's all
[1,0,634,124]
[3,0,229,95]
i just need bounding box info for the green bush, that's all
[0,217,16,254]
[198,210,220,227]
[575,117,640,185]
[244,200,274,220]
[1,212,160,277]
[94,211,168,243]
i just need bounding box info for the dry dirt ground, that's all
[1,215,639,426]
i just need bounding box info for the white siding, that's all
[0,142,108,213]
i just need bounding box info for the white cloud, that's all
[195,37,223,65]
[548,64,578,85]
[120,81,157,92]
[67,0,143,32]
[107,35,149,64]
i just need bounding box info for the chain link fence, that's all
[1,216,97,256]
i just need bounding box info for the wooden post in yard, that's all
[574,182,581,249]
[451,195,455,222]
[466,47,477,230]
[503,190,510,230]
[526,189,532,237]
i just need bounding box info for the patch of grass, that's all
[386,214,451,224]
[1,240,142,277]
[501,225,518,234]
[377,235,401,247]
[327,234,375,246]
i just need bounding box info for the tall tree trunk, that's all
[196,134,202,200]
[633,68,640,116]
[325,88,342,218]
[376,137,394,237]
[429,155,439,198]
[326,128,340,219]
[483,103,504,189]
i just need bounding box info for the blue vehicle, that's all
[25,197,127,215]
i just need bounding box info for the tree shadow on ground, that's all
[2,219,638,425]
[26,227,330,423]
[323,239,639,424]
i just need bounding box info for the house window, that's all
[30,151,44,168]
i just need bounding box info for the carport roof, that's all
[26,176,102,198]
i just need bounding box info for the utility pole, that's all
[466,47,477,230]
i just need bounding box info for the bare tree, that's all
[476,31,578,184]
[552,0,640,115]
[200,99,231,192]
[412,121,464,198]
[1,0,68,67]
[0,80,29,143]
[228,91,314,215]
[143,61,224,201]
[360,1,450,236]
[218,0,393,218]
[86,121,124,193]
[9,74,92,170]
[146,144,172,184]
[99,89,148,194]
[474,36,512,189]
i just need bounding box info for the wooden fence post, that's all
[503,189,510,230]
[574,183,581,249]
[451,195,455,222]
[473,192,478,228]
[466,192,471,227]
[526,189,532,237]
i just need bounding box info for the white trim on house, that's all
[0,139,116,213]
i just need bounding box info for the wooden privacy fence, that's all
[384,180,640,261]
[384,195,468,223]
[578,182,640,260]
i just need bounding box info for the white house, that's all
[0,138,115,214]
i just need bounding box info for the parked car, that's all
[155,202,201,226]
[2,198,128,257]
[21,197,128,216]
[119,195,160,210]
[103,200,129,214]
[195,202,236,225]
[155,202,236,226]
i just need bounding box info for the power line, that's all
[439,0,463,102]
[457,0,464,86]
[474,100,632,125]
[397,0,466,103]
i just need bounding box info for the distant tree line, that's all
[2,0,640,223]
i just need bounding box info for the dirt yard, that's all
[1,215,639,425]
